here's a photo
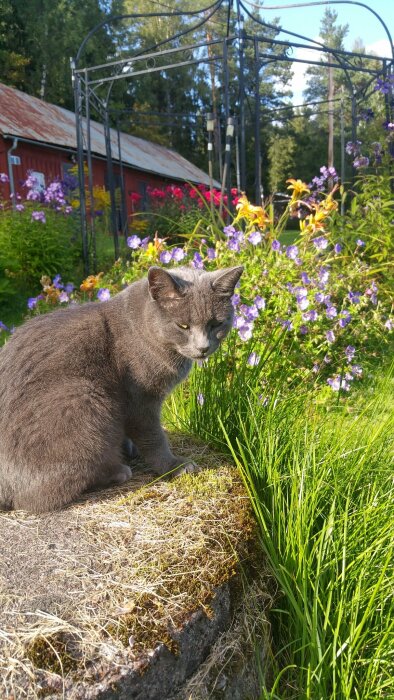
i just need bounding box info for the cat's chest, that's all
[124,355,192,398]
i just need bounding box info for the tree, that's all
[303,9,349,170]
[0,0,122,108]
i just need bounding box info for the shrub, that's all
[0,173,81,318]
[128,182,240,241]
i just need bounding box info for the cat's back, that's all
[0,300,120,414]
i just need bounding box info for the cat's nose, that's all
[197,345,210,356]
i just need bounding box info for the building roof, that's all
[0,82,217,186]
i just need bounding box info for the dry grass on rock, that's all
[0,434,267,699]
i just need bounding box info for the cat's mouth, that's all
[183,351,213,361]
[175,347,211,360]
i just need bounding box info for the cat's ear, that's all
[210,266,244,296]
[148,267,185,302]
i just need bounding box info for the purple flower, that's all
[59,291,69,303]
[27,297,38,309]
[171,247,185,262]
[318,267,330,286]
[348,291,361,304]
[334,243,342,254]
[233,315,244,329]
[356,239,365,247]
[245,304,259,321]
[374,76,394,94]
[0,321,8,331]
[326,306,337,319]
[24,174,39,189]
[223,225,237,237]
[0,173,9,183]
[302,309,318,322]
[248,230,262,245]
[299,325,308,335]
[53,274,63,289]
[277,318,293,331]
[231,294,240,307]
[312,236,329,250]
[159,250,172,264]
[326,330,335,343]
[15,204,25,212]
[295,286,308,300]
[272,239,281,251]
[350,364,362,377]
[327,376,350,392]
[227,238,240,253]
[346,141,362,156]
[301,272,311,285]
[27,189,41,201]
[298,297,309,311]
[207,247,216,260]
[345,345,355,361]
[65,282,75,294]
[141,236,150,249]
[286,245,299,260]
[247,352,260,366]
[254,295,266,310]
[31,211,46,223]
[238,323,254,341]
[191,252,204,269]
[127,235,141,249]
[97,288,111,302]
[339,312,352,328]
[197,393,205,406]
[384,318,393,331]
[353,156,369,169]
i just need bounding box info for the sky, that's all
[254,0,393,102]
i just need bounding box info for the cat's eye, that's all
[176,323,190,330]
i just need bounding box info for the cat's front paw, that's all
[111,464,133,485]
[170,458,200,477]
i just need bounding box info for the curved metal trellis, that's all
[72,0,393,274]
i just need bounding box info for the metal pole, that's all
[72,66,89,276]
[340,93,345,215]
[235,118,241,191]
[237,12,246,191]
[254,38,261,204]
[85,70,97,273]
[350,88,358,184]
[217,114,223,182]
[220,117,235,218]
[117,119,128,241]
[104,108,120,260]
[206,112,215,217]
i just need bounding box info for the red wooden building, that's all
[0,82,215,214]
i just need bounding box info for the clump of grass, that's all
[175,353,394,699]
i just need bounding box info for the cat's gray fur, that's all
[0,265,243,513]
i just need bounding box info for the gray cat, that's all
[0,265,243,513]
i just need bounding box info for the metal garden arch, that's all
[71,0,393,274]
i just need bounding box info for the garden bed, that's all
[0,434,270,699]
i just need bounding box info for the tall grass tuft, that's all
[167,351,394,699]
